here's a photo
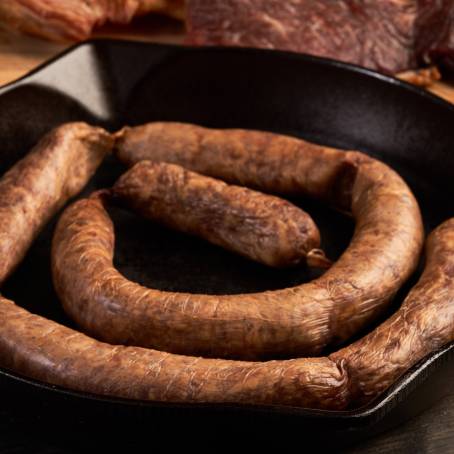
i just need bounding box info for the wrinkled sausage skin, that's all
[114,122,358,206]
[111,161,324,268]
[0,122,113,285]
[0,119,450,410]
[53,195,334,359]
[0,298,349,408]
[332,219,454,406]
[87,122,425,358]
[2,219,454,409]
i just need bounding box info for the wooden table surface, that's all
[0,15,185,86]
[1,16,454,454]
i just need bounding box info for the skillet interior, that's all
[0,40,453,445]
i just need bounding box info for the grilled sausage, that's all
[53,122,424,359]
[0,121,348,409]
[111,161,329,268]
[52,164,422,359]
[0,122,113,285]
[0,121,450,409]
[2,219,454,409]
[0,297,349,409]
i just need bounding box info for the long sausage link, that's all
[2,219,454,409]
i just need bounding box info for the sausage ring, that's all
[50,123,424,360]
[0,125,346,409]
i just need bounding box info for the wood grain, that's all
[427,81,454,104]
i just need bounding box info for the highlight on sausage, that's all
[111,160,328,269]
[0,122,113,285]
[52,122,425,360]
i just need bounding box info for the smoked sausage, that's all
[0,120,451,409]
[2,219,454,409]
[0,298,349,409]
[111,160,328,268]
[0,122,112,285]
[52,173,422,359]
[331,218,454,405]
[50,122,424,359]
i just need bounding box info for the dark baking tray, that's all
[0,40,454,449]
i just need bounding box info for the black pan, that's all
[0,40,453,450]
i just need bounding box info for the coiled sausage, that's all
[51,122,424,359]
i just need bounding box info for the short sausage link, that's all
[111,161,328,268]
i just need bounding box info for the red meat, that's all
[186,0,454,74]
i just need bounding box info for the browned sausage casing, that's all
[114,122,399,207]
[111,160,326,268]
[0,299,349,409]
[52,146,423,360]
[51,122,424,359]
[331,218,454,405]
[0,122,450,408]
[0,122,113,285]
[2,219,454,409]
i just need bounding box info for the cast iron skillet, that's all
[0,40,453,449]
